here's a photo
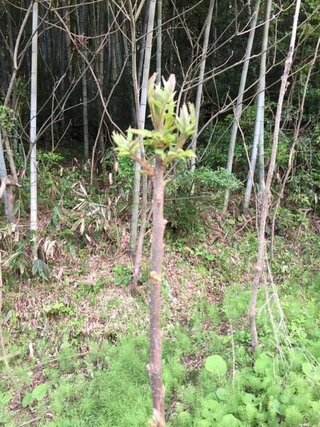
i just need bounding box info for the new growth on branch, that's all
[112,73,196,175]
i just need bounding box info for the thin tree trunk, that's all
[128,0,140,126]
[3,2,32,185]
[130,0,157,254]
[149,155,165,427]
[249,0,301,351]
[128,0,148,290]
[137,1,150,87]
[82,56,89,161]
[243,0,272,212]
[258,120,265,190]
[131,175,149,291]
[132,0,162,288]
[0,132,10,221]
[98,1,105,173]
[190,0,215,175]
[223,0,260,212]
[156,0,162,84]
[270,35,320,259]
[63,0,71,73]
[78,5,89,160]
[0,251,9,371]
[30,0,39,260]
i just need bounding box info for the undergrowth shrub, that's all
[165,165,241,234]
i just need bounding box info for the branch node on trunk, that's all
[150,271,161,284]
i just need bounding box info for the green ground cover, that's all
[1,221,320,426]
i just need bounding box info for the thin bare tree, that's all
[130,0,157,254]
[249,0,301,351]
[243,0,272,212]
[224,0,261,212]
[30,0,39,259]
[190,0,215,176]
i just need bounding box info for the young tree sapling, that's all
[112,73,195,426]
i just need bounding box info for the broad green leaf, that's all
[205,355,227,376]
[267,384,281,397]
[0,392,11,405]
[202,399,219,410]
[254,353,272,374]
[216,388,229,401]
[220,414,242,426]
[31,383,49,401]
[280,392,290,404]
[21,392,33,408]
[112,132,127,147]
[269,398,280,413]
[242,393,256,405]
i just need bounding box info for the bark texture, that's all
[149,155,165,426]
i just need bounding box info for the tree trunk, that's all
[127,0,148,290]
[30,0,39,260]
[149,155,165,427]
[98,1,105,174]
[137,1,150,87]
[0,132,12,222]
[131,0,162,288]
[249,0,301,351]
[224,0,260,212]
[190,0,215,176]
[130,0,157,254]
[243,0,272,212]
[78,5,89,160]
[131,175,149,291]
[156,0,162,84]
[0,251,9,370]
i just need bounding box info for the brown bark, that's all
[149,155,165,426]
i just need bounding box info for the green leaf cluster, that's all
[0,105,16,132]
[22,383,49,408]
[112,74,196,170]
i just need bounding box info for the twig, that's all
[18,416,42,427]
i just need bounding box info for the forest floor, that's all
[1,210,320,426]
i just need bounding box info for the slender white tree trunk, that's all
[190,0,215,175]
[30,0,38,259]
[98,1,105,172]
[243,0,272,212]
[0,132,10,221]
[130,0,157,254]
[249,0,301,351]
[80,6,89,160]
[0,251,9,370]
[156,0,162,84]
[224,0,260,212]
[131,0,163,285]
